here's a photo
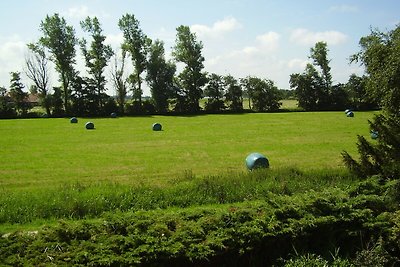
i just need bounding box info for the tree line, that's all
[0,13,386,118]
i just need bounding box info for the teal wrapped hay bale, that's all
[70,117,78,123]
[245,153,269,170]
[371,130,379,140]
[346,111,354,117]
[152,123,162,131]
[85,121,95,130]
[110,112,117,118]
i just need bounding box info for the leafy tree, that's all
[9,72,29,115]
[291,41,348,110]
[172,25,207,113]
[343,25,400,179]
[110,49,128,114]
[0,86,15,118]
[204,73,225,112]
[346,74,378,110]
[350,25,400,116]
[80,16,114,113]
[241,76,281,112]
[146,40,176,113]
[224,75,243,112]
[25,43,52,115]
[290,63,324,110]
[39,13,77,115]
[118,13,149,109]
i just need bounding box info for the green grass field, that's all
[0,111,376,191]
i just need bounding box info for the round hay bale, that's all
[85,121,95,130]
[110,112,117,118]
[152,123,162,131]
[70,117,78,123]
[346,111,354,117]
[371,130,379,140]
[245,152,269,170]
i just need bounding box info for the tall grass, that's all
[0,167,359,227]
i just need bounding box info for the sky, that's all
[0,0,399,96]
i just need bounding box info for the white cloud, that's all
[0,35,26,87]
[256,31,280,51]
[330,5,359,13]
[287,58,309,70]
[65,5,110,20]
[105,33,124,48]
[290,28,348,46]
[191,17,242,38]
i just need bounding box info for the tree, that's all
[25,43,52,115]
[241,76,281,112]
[9,72,29,115]
[172,25,207,113]
[80,16,114,114]
[39,14,77,115]
[224,75,243,112]
[146,40,176,113]
[118,14,149,109]
[0,86,15,118]
[204,73,225,112]
[290,41,346,110]
[350,25,400,116]
[110,49,128,114]
[290,63,324,110]
[346,74,378,110]
[342,25,400,179]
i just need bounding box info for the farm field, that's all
[0,111,376,191]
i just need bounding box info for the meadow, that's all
[0,111,376,228]
[3,111,400,266]
[0,111,375,191]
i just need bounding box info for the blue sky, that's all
[0,0,399,95]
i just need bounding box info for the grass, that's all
[0,112,376,190]
[0,111,377,230]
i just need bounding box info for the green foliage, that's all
[79,16,114,114]
[172,25,207,113]
[290,42,348,111]
[204,73,226,112]
[9,72,29,115]
[241,76,282,112]
[118,13,149,108]
[224,74,243,111]
[1,176,399,266]
[146,39,177,113]
[351,24,400,116]
[39,13,77,115]
[342,114,400,179]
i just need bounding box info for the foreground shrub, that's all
[1,177,399,266]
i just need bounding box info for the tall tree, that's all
[224,75,243,112]
[146,39,176,113]
[310,42,332,88]
[290,42,336,110]
[110,49,128,114]
[204,73,225,112]
[118,13,149,109]
[80,16,114,113]
[0,86,15,118]
[25,43,51,115]
[342,25,400,179]
[172,25,207,113]
[350,25,400,116]
[9,72,29,115]
[39,13,77,115]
